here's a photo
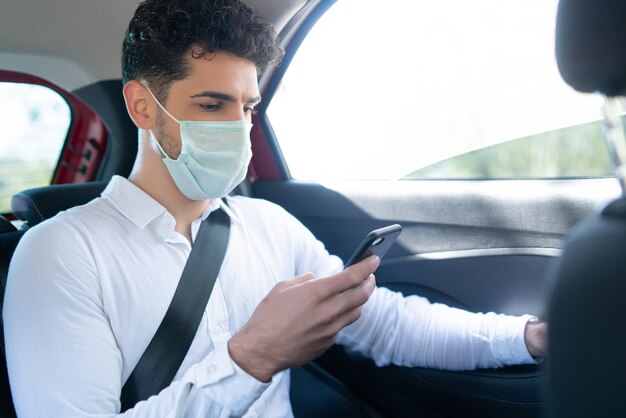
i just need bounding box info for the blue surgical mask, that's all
[146,87,253,200]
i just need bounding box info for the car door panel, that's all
[318,346,545,418]
[254,177,620,417]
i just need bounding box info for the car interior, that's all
[0,0,625,417]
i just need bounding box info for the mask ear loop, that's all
[143,83,183,160]
[149,128,173,160]
[144,86,181,124]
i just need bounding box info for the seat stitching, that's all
[15,193,45,224]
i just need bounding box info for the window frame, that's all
[250,0,337,182]
[0,70,108,187]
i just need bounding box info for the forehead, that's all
[172,50,259,98]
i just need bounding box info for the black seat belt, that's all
[120,206,231,411]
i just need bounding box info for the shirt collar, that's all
[102,175,240,229]
[200,197,240,225]
[102,176,165,229]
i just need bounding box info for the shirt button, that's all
[207,364,217,373]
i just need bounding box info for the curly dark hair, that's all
[121,0,283,101]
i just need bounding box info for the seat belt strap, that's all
[120,206,231,411]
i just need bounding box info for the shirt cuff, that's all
[491,314,539,366]
[195,341,270,416]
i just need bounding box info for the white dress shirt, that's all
[3,176,536,417]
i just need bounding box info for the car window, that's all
[404,119,613,179]
[0,82,71,213]
[266,0,610,180]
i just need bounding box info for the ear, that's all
[123,80,156,130]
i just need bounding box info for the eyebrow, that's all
[190,91,261,104]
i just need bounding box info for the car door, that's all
[247,0,621,416]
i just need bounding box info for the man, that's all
[3,0,546,416]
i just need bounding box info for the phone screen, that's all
[344,224,402,267]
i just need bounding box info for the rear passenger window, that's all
[266,0,612,180]
[0,82,70,214]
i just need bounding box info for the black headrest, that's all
[556,0,626,96]
[11,181,108,227]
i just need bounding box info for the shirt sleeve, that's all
[336,286,538,370]
[2,219,269,418]
[280,209,537,370]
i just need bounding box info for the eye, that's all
[199,103,221,112]
[244,106,258,115]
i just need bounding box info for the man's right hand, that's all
[227,255,379,382]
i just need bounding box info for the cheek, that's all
[155,116,183,159]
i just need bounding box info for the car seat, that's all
[548,0,626,416]
[11,181,109,227]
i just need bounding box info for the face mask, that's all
[146,87,253,200]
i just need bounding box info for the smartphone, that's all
[344,224,402,267]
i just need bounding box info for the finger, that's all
[346,255,380,274]
[339,274,376,310]
[329,306,363,334]
[323,274,376,320]
[315,256,380,298]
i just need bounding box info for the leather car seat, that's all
[548,0,626,416]
[11,181,109,227]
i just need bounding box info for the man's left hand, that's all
[525,319,548,358]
